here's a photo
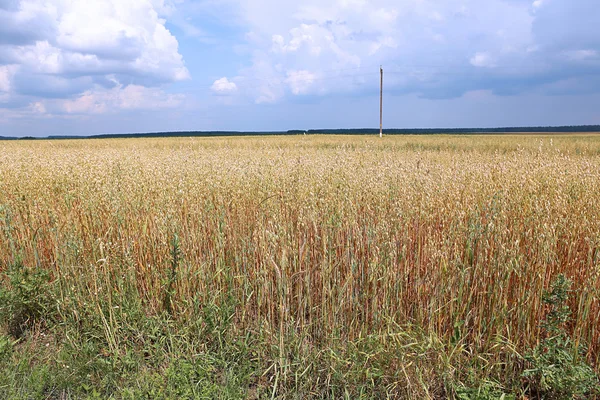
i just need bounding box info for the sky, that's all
[1,0,599,136]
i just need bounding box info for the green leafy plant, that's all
[522,274,599,399]
[0,260,54,338]
[0,334,16,363]
[455,382,514,400]
[162,233,180,317]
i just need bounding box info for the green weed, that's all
[523,274,599,399]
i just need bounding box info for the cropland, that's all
[0,135,599,399]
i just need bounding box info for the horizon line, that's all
[2,124,600,140]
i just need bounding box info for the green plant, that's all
[455,382,515,400]
[0,334,16,362]
[162,233,181,317]
[522,274,600,399]
[0,260,55,338]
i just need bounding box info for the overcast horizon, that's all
[1,0,600,137]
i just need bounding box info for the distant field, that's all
[476,131,600,136]
[1,135,599,398]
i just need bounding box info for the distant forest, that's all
[2,125,600,140]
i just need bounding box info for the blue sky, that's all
[1,0,599,136]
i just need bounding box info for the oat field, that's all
[1,135,599,398]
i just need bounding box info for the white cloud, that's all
[271,24,326,56]
[369,36,397,55]
[0,0,188,114]
[29,101,46,114]
[59,84,185,114]
[470,52,496,68]
[565,49,598,61]
[211,0,536,102]
[0,65,17,92]
[51,0,189,81]
[4,0,599,122]
[211,77,238,95]
[286,70,316,95]
[14,41,62,74]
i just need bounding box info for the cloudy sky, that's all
[1,0,599,136]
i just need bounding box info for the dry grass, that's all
[1,134,599,397]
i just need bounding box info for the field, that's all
[1,135,599,399]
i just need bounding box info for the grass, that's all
[0,134,599,398]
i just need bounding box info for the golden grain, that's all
[1,134,599,369]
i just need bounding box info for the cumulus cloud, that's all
[0,1,55,46]
[209,0,534,101]
[206,0,600,102]
[286,70,316,95]
[0,65,17,92]
[532,0,544,10]
[470,52,496,68]
[211,77,238,95]
[566,49,599,61]
[0,0,188,115]
[10,82,185,117]
[58,84,184,114]
[3,0,600,125]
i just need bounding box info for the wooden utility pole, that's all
[379,65,383,138]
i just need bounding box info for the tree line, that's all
[2,125,600,140]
